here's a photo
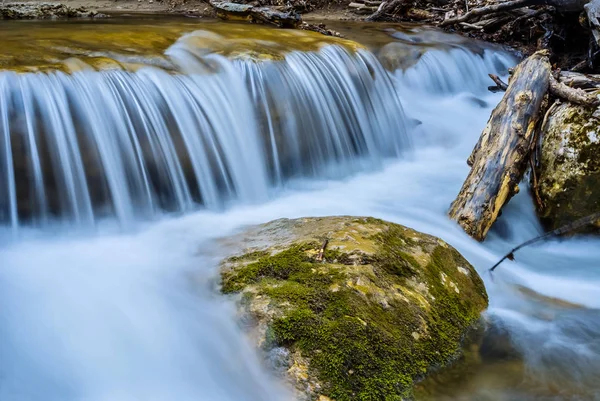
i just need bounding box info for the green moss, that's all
[222,219,488,400]
[372,225,420,278]
[222,243,318,293]
[271,286,421,400]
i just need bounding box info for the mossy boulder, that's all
[536,101,600,230]
[219,216,488,400]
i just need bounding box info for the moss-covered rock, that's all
[536,101,600,231]
[219,216,488,400]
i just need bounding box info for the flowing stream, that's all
[0,17,599,401]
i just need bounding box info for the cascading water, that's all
[0,38,407,230]
[1,19,599,401]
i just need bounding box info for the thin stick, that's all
[489,73,509,91]
[490,211,600,272]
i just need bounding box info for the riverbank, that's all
[4,0,596,72]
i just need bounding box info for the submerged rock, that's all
[219,216,488,400]
[0,2,105,19]
[536,101,600,230]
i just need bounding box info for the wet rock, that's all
[219,216,489,400]
[211,1,254,20]
[536,101,600,231]
[299,22,343,38]
[378,41,425,71]
[0,2,106,19]
[211,1,301,27]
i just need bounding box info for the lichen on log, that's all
[449,51,551,241]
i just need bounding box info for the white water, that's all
[1,30,599,401]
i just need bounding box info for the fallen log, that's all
[449,51,551,241]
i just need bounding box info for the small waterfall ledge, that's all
[0,32,513,231]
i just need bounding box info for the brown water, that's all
[0,17,360,72]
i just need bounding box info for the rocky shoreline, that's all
[0,2,107,18]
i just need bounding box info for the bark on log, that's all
[449,51,551,241]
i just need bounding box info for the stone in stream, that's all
[378,41,425,71]
[211,1,301,28]
[218,216,488,400]
[535,101,600,231]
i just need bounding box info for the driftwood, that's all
[559,71,600,89]
[489,211,600,271]
[449,51,551,241]
[491,70,600,105]
[441,0,587,26]
[549,74,600,106]
[366,0,405,21]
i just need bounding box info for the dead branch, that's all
[441,0,587,27]
[559,71,600,89]
[489,73,509,90]
[366,0,405,21]
[316,239,329,262]
[490,211,600,271]
[549,74,600,107]
[441,0,531,26]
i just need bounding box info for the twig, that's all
[460,21,484,29]
[489,73,509,91]
[490,211,600,271]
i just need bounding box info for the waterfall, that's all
[393,47,515,93]
[0,30,516,232]
[0,42,409,230]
